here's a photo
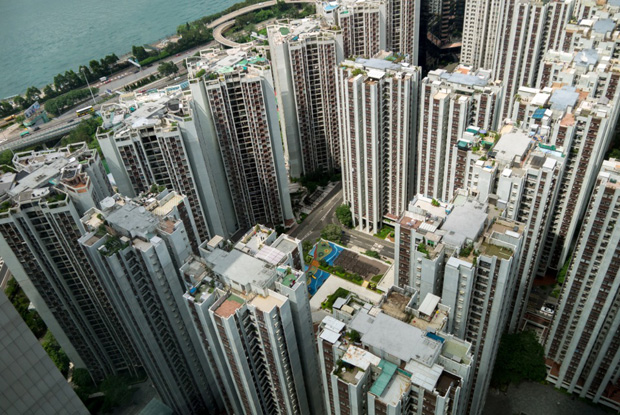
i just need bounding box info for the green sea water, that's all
[0,0,241,98]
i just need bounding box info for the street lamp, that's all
[81,68,97,107]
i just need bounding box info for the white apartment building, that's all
[417,65,503,201]
[0,144,140,382]
[317,302,473,415]
[187,48,294,231]
[79,195,223,414]
[336,54,421,233]
[545,159,620,412]
[182,226,323,415]
[268,19,344,177]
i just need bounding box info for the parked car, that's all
[540,303,555,315]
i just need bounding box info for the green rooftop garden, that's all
[0,201,12,213]
[102,236,129,256]
[481,242,513,260]
[46,193,66,204]
[322,287,350,310]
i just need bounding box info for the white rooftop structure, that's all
[255,245,287,265]
[440,200,487,248]
[320,315,347,344]
[342,345,381,371]
[492,131,532,166]
[320,329,342,344]
[349,309,442,366]
[205,248,277,290]
[323,315,346,333]
[419,293,441,317]
[404,360,444,392]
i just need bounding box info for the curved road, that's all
[211,0,315,47]
[1,0,313,147]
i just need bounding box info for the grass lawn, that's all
[374,225,394,239]
[370,275,382,283]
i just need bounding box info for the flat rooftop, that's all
[150,193,184,217]
[214,293,245,318]
[342,345,381,371]
[439,70,489,87]
[440,200,487,248]
[380,291,411,321]
[249,291,285,312]
[354,57,411,73]
[549,86,580,111]
[105,202,159,239]
[349,309,442,366]
[379,371,411,406]
[405,360,443,392]
[206,248,276,289]
[492,131,532,166]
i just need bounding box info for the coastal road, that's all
[288,184,395,259]
[2,0,314,146]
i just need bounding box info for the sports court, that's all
[306,240,345,296]
[311,240,344,265]
[306,268,330,296]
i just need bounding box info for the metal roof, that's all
[593,19,615,34]
[349,309,442,366]
[419,293,441,316]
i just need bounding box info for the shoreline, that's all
[2,0,252,101]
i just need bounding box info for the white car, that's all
[540,303,555,315]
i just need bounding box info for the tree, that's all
[61,117,102,147]
[102,53,119,68]
[321,224,342,244]
[42,330,70,377]
[610,148,620,159]
[0,101,14,116]
[89,59,102,76]
[302,240,314,257]
[72,368,96,402]
[132,45,150,62]
[158,61,179,77]
[100,375,134,413]
[0,150,13,167]
[491,331,546,388]
[364,250,380,259]
[13,96,26,110]
[42,85,56,100]
[78,65,92,81]
[25,86,41,103]
[348,329,361,342]
[336,204,353,228]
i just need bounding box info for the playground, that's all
[309,240,343,265]
[306,240,344,296]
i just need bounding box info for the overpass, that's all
[0,122,79,152]
[210,0,314,47]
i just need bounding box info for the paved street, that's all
[484,382,611,415]
[288,183,395,259]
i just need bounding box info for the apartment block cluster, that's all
[2,0,620,414]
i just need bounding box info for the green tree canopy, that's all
[302,240,314,257]
[491,331,546,388]
[321,224,342,244]
[132,45,151,62]
[364,250,380,259]
[158,61,179,77]
[336,204,353,228]
[42,330,70,377]
[100,375,134,413]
